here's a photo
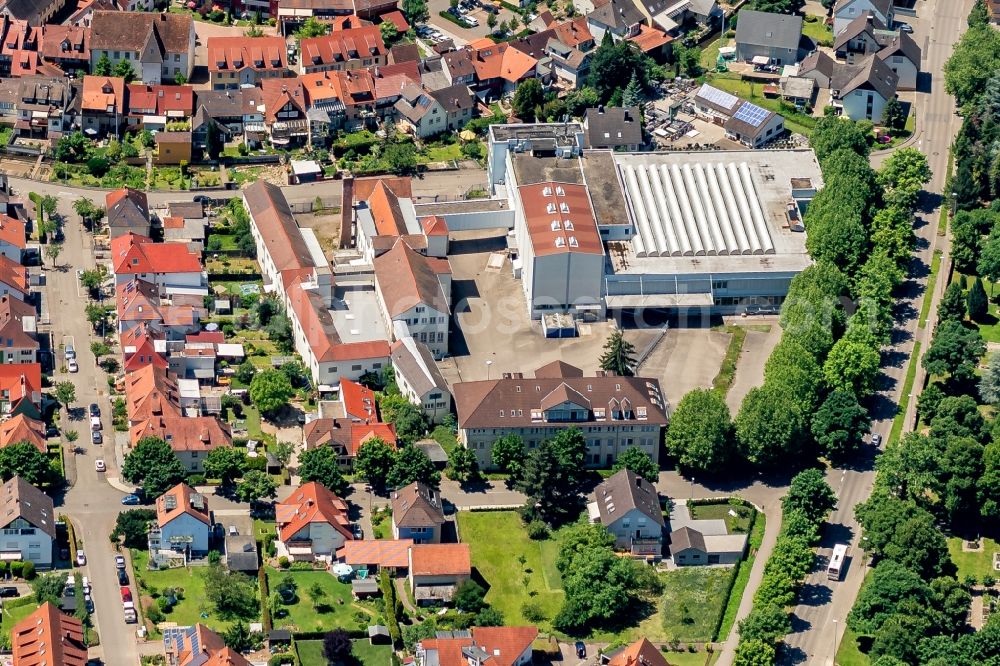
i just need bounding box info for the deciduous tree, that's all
[610,446,658,482]
[297,446,349,496]
[204,446,248,484]
[665,388,732,473]
[249,369,294,416]
[387,445,440,489]
[811,389,870,461]
[923,320,986,380]
[121,437,187,498]
[491,434,524,477]
[354,438,396,491]
[237,470,278,504]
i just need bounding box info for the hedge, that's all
[259,565,272,632]
[4,594,37,609]
[380,569,401,646]
[60,514,79,569]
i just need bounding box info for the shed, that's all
[265,452,281,474]
[268,629,292,648]
[353,578,380,599]
[415,439,448,469]
[368,625,392,645]
[213,298,231,314]
[290,160,322,185]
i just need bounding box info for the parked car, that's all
[0,587,18,598]
[45,426,59,438]
[115,555,126,569]
[89,403,100,417]
[120,586,132,603]
[64,344,75,360]
[92,431,102,445]
[68,359,79,373]
[76,550,86,566]
[462,16,479,26]
[90,416,102,431]
[193,195,210,204]
[575,642,586,658]
[121,494,141,505]
[95,459,106,472]
[898,22,913,33]
[871,433,883,447]
[117,569,129,586]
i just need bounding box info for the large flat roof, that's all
[490,122,582,143]
[610,149,820,275]
[580,151,630,227]
[512,154,585,187]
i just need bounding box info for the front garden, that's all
[266,566,376,633]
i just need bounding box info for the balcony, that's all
[630,536,663,557]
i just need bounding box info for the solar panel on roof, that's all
[697,84,739,109]
[733,102,770,128]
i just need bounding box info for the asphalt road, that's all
[775,0,970,663]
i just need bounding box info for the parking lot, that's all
[425,0,521,44]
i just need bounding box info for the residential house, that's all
[164,624,254,666]
[583,105,643,150]
[0,0,66,26]
[121,322,168,373]
[12,603,87,666]
[303,417,397,469]
[123,363,181,426]
[259,77,309,148]
[798,50,836,89]
[0,476,54,568]
[373,239,451,359]
[161,207,206,252]
[81,74,125,135]
[469,41,538,98]
[667,504,748,565]
[416,627,538,666]
[299,26,386,75]
[0,413,45,451]
[393,84,448,139]
[150,482,211,559]
[391,481,445,544]
[0,254,28,302]
[208,36,290,90]
[389,337,451,423]
[832,13,920,90]
[389,42,420,66]
[110,232,205,291]
[0,16,41,79]
[440,49,475,86]
[832,12,885,60]
[408,543,470,604]
[546,39,590,89]
[626,23,672,58]
[875,31,920,91]
[585,0,644,44]
[116,278,204,338]
[154,131,192,165]
[13,76,78,140]
[428,84,475,132]
[275,481,354,562]
[275,0,355,35]
[126,83,194,129]
[106,187,151,239]
[724,101,785,148]
[372,61,421,117]
[69,0,122,28]
[734,9,804,66]
[589,468,663,557]
[831,54,898,122]
[454,360,668,469]
[0,213,24,261]
[89,11,195,84]
[39,25,90,75]
[552,16,594,50]
[833,0,893,37]
[192,87,264,138]
[604,639,670,666]
[131,415,232,471]
[338,538,412,573]
[0,363,41,417]
[0,295,38,364]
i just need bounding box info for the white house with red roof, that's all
[275,481,354,562]
[0,214,25,262]
[110,232,205,292]
[0,254,28,302]
[149,482,211,560]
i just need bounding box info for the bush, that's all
[21,561,35,580]
[188,474,206,486]
[525,520,549,540]
[521,601,546,622]
[146,601,164,624]
[278,556,290,569]
[10,561,24,577]
[86,157,110,177]
[157,596,172,612]
[208,550,221,565]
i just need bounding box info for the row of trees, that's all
[837,4,1000,663]
[734,470,836,664]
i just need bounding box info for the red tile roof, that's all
[409,543,471,576]
[418,627,538,666]
[0,363,40,407]
[340,378,379,421]
[421,216,448,236]
[606,639,669,666]
[628,24,672,53]
[276,481,353,543]
[381,11,409,33]
[12,602,87,666]
[39,24,90,63]
[124,364,181,423]
[374,239,450,317]
[260,76,307,124]
[0,254,27,294]
[111,232,203,276]
[372,61,420,101]
[156,482,210,528]
[0,413,45,452]
[300,26,385,69]
[131,415,232,451]
[208,36,288,73]
[82,74,124,112]
[127,83,194,117]
[338,538,413,568]
[517,182,603,257]
[0,214,25,249]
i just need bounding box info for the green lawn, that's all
[917,250,943,329]
[948,537,1000,582]
[705,74,818,136]
[420,142,463,163]
[659,567,732,643]
[297,639,393,666]
[457,511,566,628]
[712,327,747,395]
[0,600,37,645]
[887,340,921,447]
[430,425,459,455]
[836,625,871,666]
[716,510,766,642]
[229,167,265,186]
[801,15,832,47]
[663,651,719,666]
[266,567,367,633]
[131,550,257,632]
[689,501,755,534]
[699,37,728,70]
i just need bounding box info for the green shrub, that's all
[525,520,549,540]
[278,556,289,569]
[21,561,35,580]
[146,601,164,624]
[10,561,24,577]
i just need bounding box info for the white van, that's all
[64,344,75,360]
[90,416,102,431]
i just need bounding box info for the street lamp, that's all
[486,360,493,380]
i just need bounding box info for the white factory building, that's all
[406,124,826,321]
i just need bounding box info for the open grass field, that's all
[948,536,1000,582]
[457,511,565,628]
[297,638,393,666]
[266,567,370,633]
[689,501,755,535]
[659,567,732,643]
